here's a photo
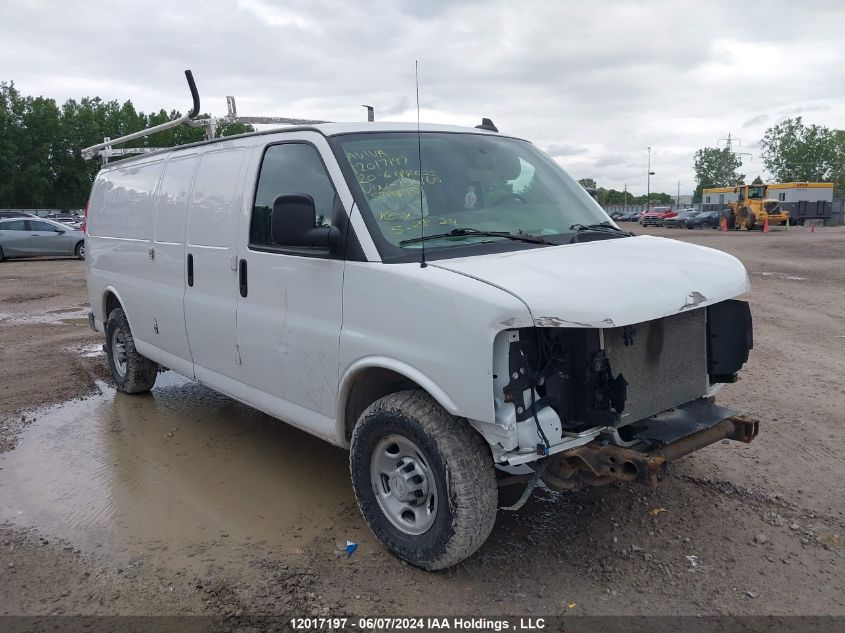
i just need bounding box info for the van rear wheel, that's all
[105,308,157,393]
[349,390,498,570]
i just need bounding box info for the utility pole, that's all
[718,132,752,170]
[624,183,628,208]
[677,180,680,207]
[647,147,655,211]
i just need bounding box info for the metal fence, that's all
[830,198,844,225]
[602,203,699,215]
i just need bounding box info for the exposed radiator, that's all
[603,309,708,426]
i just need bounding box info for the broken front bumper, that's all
[539,399,759,490]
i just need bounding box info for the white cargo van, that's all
[84,86,756,569]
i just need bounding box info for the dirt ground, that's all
[1,226,844,621]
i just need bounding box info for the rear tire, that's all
[105,308,157,393]
[75,241,85,260]
[0,246,5,261]
[747,211,756,230]
[350,390,498,570]
[724,208,735,230]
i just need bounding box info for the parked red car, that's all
[639,206,678,227]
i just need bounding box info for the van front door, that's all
[184,146,248,387]
[235,139,345,440]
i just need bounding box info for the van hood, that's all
[431,235,749,328]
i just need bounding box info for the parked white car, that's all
[85,121,756,569]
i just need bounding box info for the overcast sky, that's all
[2,0,844,195]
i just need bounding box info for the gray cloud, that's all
[743,114,768,128]
[545,144,588,157]
[594,154,629,168]
[1,0,844,194]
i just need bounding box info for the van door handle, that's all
[238,259,248,298]
[187,253,194,287]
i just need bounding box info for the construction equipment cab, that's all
[704,184,789,229]
[83,71,757,570]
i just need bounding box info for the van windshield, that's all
[333,132,610,258]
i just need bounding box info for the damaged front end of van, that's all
[486,299,756,494]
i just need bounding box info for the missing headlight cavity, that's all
[502,327,628,432]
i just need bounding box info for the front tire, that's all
[105,308,157,393]
[0,246,5,261]
[75,241,85,260]
[350,390,498,570]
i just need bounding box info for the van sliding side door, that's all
[183,145,249,387]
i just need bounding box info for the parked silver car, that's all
[0,217,85,260]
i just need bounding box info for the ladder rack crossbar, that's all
[81,70,200,160]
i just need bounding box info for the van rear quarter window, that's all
[89,160,164,240]
[155,155,198,244]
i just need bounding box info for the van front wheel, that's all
[105,308,157,393]
[349,390,498,570]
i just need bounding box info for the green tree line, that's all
[0,81,253,209]
[576,178,674,205]
[692,117,845,201]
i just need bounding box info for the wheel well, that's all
[344,368,420,442]
[104,291,121,319]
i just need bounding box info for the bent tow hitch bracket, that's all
[543,412,760,491]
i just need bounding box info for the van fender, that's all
[335,356,461,447]
[100,285,134,332]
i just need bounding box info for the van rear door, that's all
[184,146,249,387]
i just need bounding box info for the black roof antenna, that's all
[476,117,498,132]
[415,61,427,268]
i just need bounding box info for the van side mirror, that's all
[271,194,339,249]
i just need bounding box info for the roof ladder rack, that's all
[81,70,201,162]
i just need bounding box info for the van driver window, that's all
[251,143,336,247]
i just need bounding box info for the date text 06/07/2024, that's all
[289,616,548,631]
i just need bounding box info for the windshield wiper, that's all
[399,227,553,246]
[569,222,632,235]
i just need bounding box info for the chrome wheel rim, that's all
[78,244,85,258]
[370,434,438,535]
[111,328,127,378]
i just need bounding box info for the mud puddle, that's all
[0,305,90,325]
[67,342,104,358]
[0,373,356,566]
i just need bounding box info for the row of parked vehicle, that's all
[0,211,86,261]
[610,207,723,229]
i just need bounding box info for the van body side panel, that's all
[339,261,534,429]
[183,146,248,382]
[86,159,165,336]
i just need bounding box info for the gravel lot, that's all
[1,226,843,619]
